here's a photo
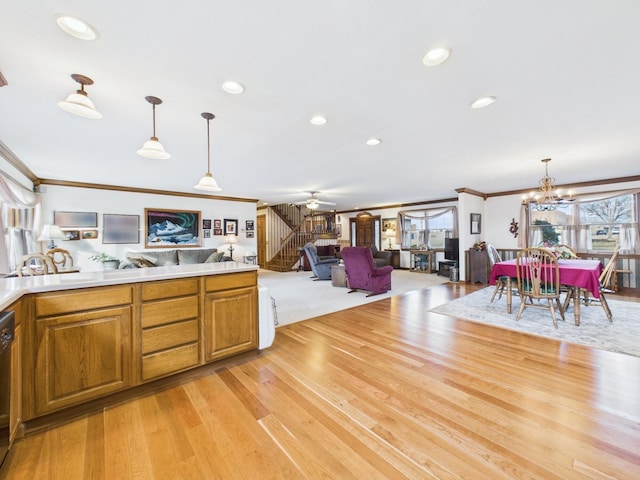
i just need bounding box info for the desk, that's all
[490,259,602,326]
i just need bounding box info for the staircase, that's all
[264,204,339,272]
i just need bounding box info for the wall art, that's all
[103,214,140,244]
[145,208,201,248]
[54,211,98,228]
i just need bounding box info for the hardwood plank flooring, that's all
[2,283,640,479]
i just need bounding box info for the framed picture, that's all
[383,218,397,232]
[81,229,98,240]
[203,219,212,230]
[203,229,211,238]
[470,213,482,234]
[213,219,222,229]
[145,208,201,248]
[103,214,140,244]
[223,219,237,235]
[64,229,80,241]
[246,220,254,231]
[213,228,223,236]
[54,211,98,228]
[246,231,255,238]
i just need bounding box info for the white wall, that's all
[39,184,256,272]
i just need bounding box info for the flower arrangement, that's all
[473,241,487,251]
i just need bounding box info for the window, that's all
[528,192,638,253]
[399,207,457,250]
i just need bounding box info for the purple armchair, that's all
[341,246,393,297]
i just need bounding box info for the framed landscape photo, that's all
[81,229,98,240]
[470,213,482,235]
[64,229,80,241]
[145,208,201,248]
[223,218,237,235]
[103,214,140,244]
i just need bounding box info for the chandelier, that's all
[522,158,573,211]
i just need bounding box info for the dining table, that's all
[489,258,603,326]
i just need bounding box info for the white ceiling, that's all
[1,1,640,211]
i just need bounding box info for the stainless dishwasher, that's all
[0,311,15,467]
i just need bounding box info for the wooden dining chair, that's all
[487,244,508,303]
[17,253,58,276]
[46,247,74,269]
[563,246,618,322]
[515,247,565,328]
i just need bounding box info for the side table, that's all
[331,264,347,287]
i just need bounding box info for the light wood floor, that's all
[2,283,640,479]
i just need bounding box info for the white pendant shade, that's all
[137,137,171,159]
[58,74,102,119]
[194,172,221,191]
[58,92,102,119]
[137,96,170,159]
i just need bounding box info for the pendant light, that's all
[57,74,102,119]
[194,112,221,191]
[137,96,171,159]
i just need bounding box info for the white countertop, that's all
[0,262,258,310]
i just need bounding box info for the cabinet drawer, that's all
[205,271,256,292]
[141,278,199,301]
[141,295,199,328]
[142,343,199,381]
[142,319,198,354]
[35,285,133,317]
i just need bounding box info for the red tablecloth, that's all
[490,259,603,298]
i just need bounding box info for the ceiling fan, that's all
[294,191,336,210]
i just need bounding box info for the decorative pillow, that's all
[126,254,156,268]
[178,248,217,264]
[205,251,226,263]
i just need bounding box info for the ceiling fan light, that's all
[307,202,320,210]
[194,172,221,191]
[137,137,171,159]
[58,92,102,119]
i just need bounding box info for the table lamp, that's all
[385,228,396,249]
[37,224,66,250]
[226,234,238,260]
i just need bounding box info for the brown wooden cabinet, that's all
[26,285,133,418]
[468,248,488,284]
[203,272,258,362]
[139,278,200,382]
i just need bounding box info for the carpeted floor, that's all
[257,268,448,326]
[430,287,640,357]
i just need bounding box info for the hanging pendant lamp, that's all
[194,112,221,191]
[137,96,171,159]
[57,74,102,119]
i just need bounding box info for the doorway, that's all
[350,213,381,249]
[257,215,266,268]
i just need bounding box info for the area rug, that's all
[258,268,448,327]
[430,287,640,357]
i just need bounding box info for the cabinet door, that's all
[34,306,132,416]
[203,286,257,362]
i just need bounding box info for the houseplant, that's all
[89,252,120,270]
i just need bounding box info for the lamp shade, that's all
[194,172,221,191]
[37,224,66,242]
[137,137,171,159]
[226,234,238,245]
[58,92,102,119]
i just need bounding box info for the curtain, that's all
[397,206,457,247]
[619,223,639,254]
[0,173,41,274]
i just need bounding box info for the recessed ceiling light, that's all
[366,138,381,146]
[222,81,245,95]
[422,47,451,66]
[470,96,497,109]
[55,14,98,40]
[310,115,327,126]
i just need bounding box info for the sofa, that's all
[369,246,392,267]
[119,248,232,269]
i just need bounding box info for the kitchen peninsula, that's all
[0,262,263,442]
